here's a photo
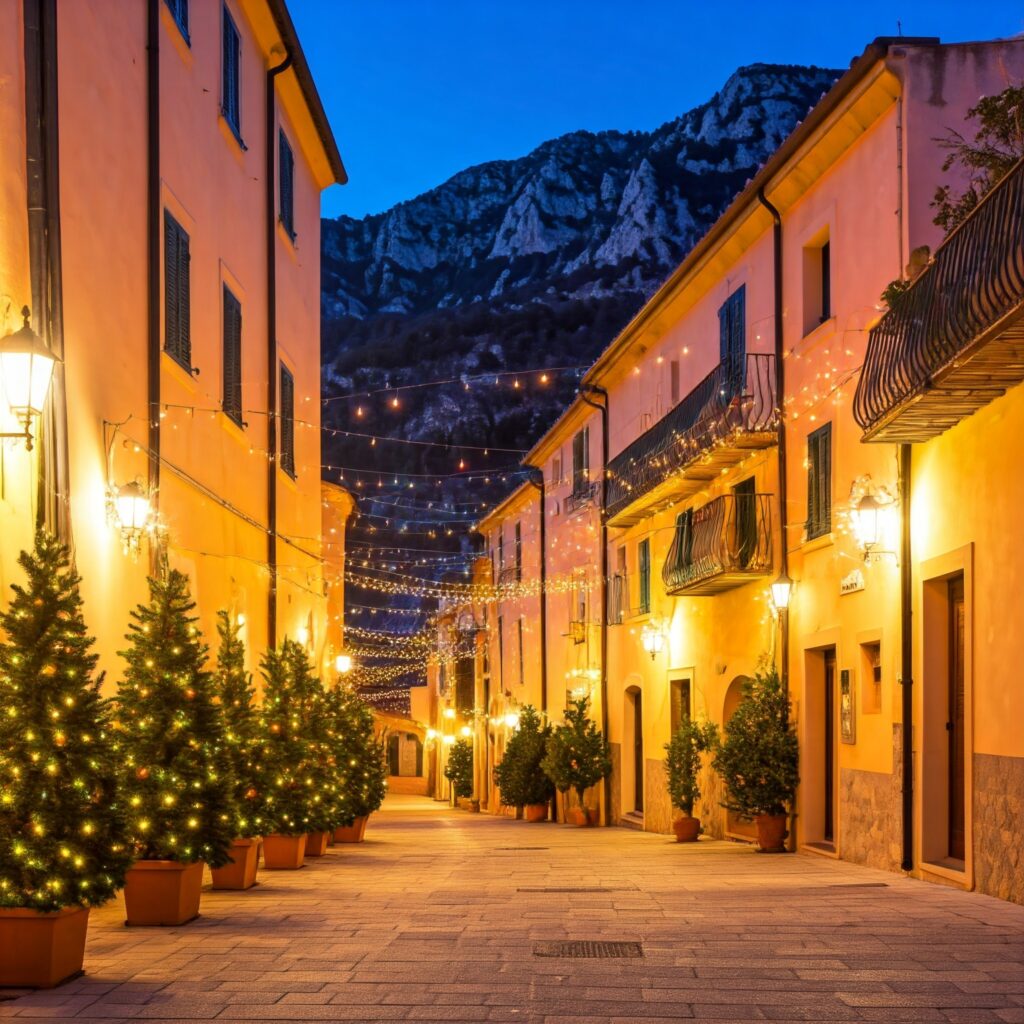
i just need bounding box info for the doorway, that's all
[630,689,644,813]
[823,649,836,844]
[948,574,965,861]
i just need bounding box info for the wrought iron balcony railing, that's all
[497,564,521,586]
[854,157,1024,442]
[605,353,777,526]
[565,479,597,515]
[662,493,774,596]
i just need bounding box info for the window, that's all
[221,5,241,141]
[163,211,191,368]
[571,426,590,496]
[514,522,522,581]
[670,359,680,406]
[806,422,832,540]
[718,285,746,396]
[670,679,692,733]
[279,130,295,240]
[861,641,882,714]
[638,538,651,615]
[222,286,242,424]
[496,614,504,686]
[279,364,296,478]
[609,546,626,624]
[552,453,562,486]
[667,508,694,575]
[803,232,832,334]
[164,0,189,41]
[733,477,756,569]
[497,530,504,569]
[517,619,525,687]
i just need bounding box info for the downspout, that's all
[266,49,293,648]
[580,385,610,823]
[526,468,548,717]
[146,0,161,555]
[899,443,913,871]
[24,0,70,542]
[756,186,789,696]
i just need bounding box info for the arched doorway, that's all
[624,685,644,815]
[388,732,423,777]
[723,675,757,841]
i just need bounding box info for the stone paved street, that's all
[3,796,1023,1023]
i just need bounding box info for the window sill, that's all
[277,218,298,251]
[161,350,198,392]
[799,531,835,554]
[278,466,298,490]
[161,5,192,58]
[218,113,247,155]
[920,859,969,888]
[792,315,837,358]
[220,410,248,445]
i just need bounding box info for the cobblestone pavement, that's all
[3,796,1023,1023]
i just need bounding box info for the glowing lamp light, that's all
[335,653,353,674]
[641,620,666,660]
[443,707,456,720]
[459,725,471,738]
[503,712,520,729]
[0,307,56,450]
[296,625,310,646]
[442,734,455,746]
[426,728,437,741]
[114,481,151,533]
[771,571,794,611]
[236,613,246,628]
[852,493,882,549]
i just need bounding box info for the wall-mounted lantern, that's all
[0,307,56,451]
[113,481,152,557]
[770,571,793,612]
[641,619,666,660]
[851,486,897,562]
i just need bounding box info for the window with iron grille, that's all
[222,5,242,141]
[638,538,651,615]
[806,422,832,540]
[165,0,189,41]
[279,364,296,478]
[222,285,242,425]
[279,130,296,240]
[164,211,191,369]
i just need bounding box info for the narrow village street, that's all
[3,797,1022,1024]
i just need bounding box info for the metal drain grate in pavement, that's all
[534,940,643,959]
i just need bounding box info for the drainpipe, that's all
[899,442,913,871]
[526,468,548,717]
[146,0,161,556]
[266,49,293,648]
[24,0,71,542]
[580,385,610,824]
[756,186,789,696]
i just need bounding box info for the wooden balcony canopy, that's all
[854,157,1024,442]
[605,354,778,527]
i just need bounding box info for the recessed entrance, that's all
[948,574,966,861]
[801,644,838,850]
[823,649,836,844]
[627,687,644,813]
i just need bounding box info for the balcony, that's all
[497,564,521,587]
[605,353,777,527]
[564,479,597,515]
[662,493,773,596]
[854,157,1024,442]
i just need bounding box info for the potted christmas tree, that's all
[493,705,553,821]
[541,696,611,826]
[444,738,474,806]
[331,685,386,843]
[115,570,234,925]
[0,533,133,987]
[713,664,799,852]
[664,717,718,842]
[209,611,266,890]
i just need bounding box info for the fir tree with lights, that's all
[212,611,268,838]
[0,531,133,912]
[115,570,235,868]
[330,684,386,823]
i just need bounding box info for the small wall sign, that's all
[840,569,865,595]
[840,669,856,744]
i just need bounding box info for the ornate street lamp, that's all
[770,571,793,611]
[0,307,56,451]
[641,619,666,660]
[112,481,152,557]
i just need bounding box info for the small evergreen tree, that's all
[713,664,798,819]
[212,611,268,838]
[493,705,553,808]
[0,532,133,912]
[115,570,234,868]
[444,738,474,799]
[541,695,611,808]
[664,718,719,817]
[330,684,386,821]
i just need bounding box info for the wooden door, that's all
[948,575,966,861]
[633,691,644,813]
[824,650,836,843]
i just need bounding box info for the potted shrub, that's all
[541,696,611,826]
[493,705,553,821]
[664,718,719,842]
[116,570,235,925]
[713,664,799,852]
[444,738,474,806]
[209,611,266,890]
[0,533,133,987]
[330,685,386,843]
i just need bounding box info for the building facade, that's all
[0,0,345,682]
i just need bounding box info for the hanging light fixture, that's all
[335,653,353,674]
[0,307,56,451]
[770,571,794,611]
[113,481,152,557]
[850,487,896,562]
[641,620,666,660]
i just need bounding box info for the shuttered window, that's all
[222,285,242,425]
[571,426,589,496]
[807,423,832,540]
[279,130,296,239]
[222,6,241,140]
[638,538,651,615]
[280,363,296,478]
[164,0,189,41]
[514,521,522,580]
[164,211,191,368]
[718,285,746,396]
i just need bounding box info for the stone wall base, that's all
[974,752,1024,906]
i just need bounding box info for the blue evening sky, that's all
[290,1,1024,221]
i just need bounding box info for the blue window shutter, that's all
[222,7,240,135]
[280,364,295,477]
[279,131,295,239]
[222,286,242,423]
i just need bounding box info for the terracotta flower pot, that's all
[0,906,90,988]
[358,815,369,840]
[210,838,260,890]
[672,815,701,843]
[124,860,203,926]
[304,831,329,857]
[262,833,307,869]
[524,803,548,822]
[334,816,367,843]
[755,813,788,852]
[567,807,596,827]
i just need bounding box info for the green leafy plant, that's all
[932,84,1024,234]
[115,570,235,867]
[493,705,553,808]
[712,664,798,819]
[664,717,719,817]
[541,695,611,808]
[0,532,133,912]
[444,738,474,799]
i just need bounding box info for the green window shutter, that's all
[639,539,651,614]
[279,131,295,239]
[164,211,190,368]
[280,364,295,477]
[806,423,832,539]
[222,6,240,136]
[222,286,242,423]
